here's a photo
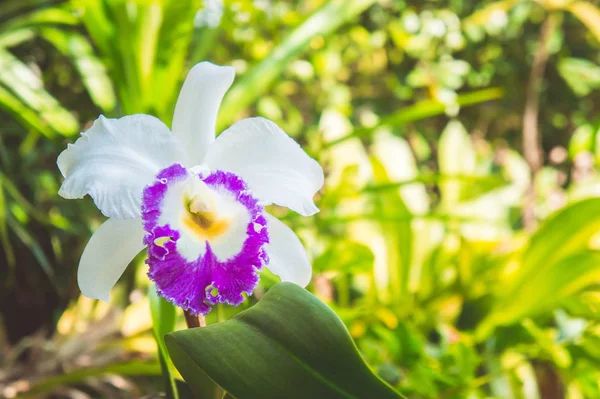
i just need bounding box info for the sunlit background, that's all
[2,0,600,397]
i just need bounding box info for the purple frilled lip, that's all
[141,163,269,315]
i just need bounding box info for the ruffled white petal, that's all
[58,115,187,219]
[172,62,235,166]
[264,213,312,287]
[78,218,146,301]
[205,117,324,216]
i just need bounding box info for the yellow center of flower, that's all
[182,190,230,241]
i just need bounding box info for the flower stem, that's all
[184,309,206,328]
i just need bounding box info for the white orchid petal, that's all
[172,62,235,165]
[58,115,186,219]
[205,117,324,216]
[78,218,145,301]
[265,213,312,287]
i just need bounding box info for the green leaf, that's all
[0,0,58,18]
[217,0,376,128]
[569,124,595,158]
[326,87,504,147]
[463,0,520,27]
[0,85,55,138]
[22,361,161,398]
[0,27,35,47]
[521,198,600,278]
[40,27,116,111]
[480,252,600,338]
[477,198,600,337]
[149,285,179,399]
[149,0,199,122]
[370,132,420,300]
[75,0,199,119]
[558,58,600,96]
[313,240,374,275]
[166,283,403,399]
[0,6,78,34]
[438,120,476,208]
[0,175,15,269]
[568,1,600,44]
[6,213,58,292]
[0,48,79,136]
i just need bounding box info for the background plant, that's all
[3,0,600,397]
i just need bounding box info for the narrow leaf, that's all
[568,1,600,44]
[438,120,476,208]
[40,27,116,111]
[0,49,79,136]
[477,198,600,337]
[326,87,504,147]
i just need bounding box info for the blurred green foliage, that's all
[3,0,600,397]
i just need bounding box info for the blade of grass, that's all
[40,27,116,111]
[0,6,77,34]
[0,0,69,22]
[6,213,58,293]
[0,27,35,47]
[0,176,15,269]
[0,48,79,136]
[0,85,56,139]
[0,170,54,225]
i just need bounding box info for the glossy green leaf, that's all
[149,285,179,399]
[166,283,403,399]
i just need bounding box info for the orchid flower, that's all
[57,62,324,315]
